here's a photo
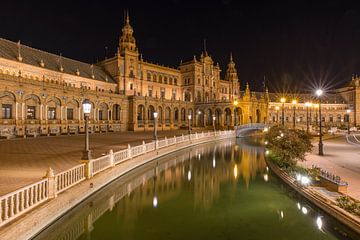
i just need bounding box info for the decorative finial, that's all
[59,53,64,72]
[17,40,22,62]
[76,69,80,76]
[90,64,95,79]
[40,59,45,68]
[126,9,130,24]
[230,52,233,62]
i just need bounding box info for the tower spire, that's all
[126,9,130,24]
[230,52,233,62]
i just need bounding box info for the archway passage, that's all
[197,109,204,127]
[215,108,222,128]
[137,104,145,126]
[224,108,232,127]
[235,107,243,125]
[147,105,155,125]
[256,109,261,123]
[113,104,121,121]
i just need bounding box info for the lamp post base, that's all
[82,150,92,160]
[318,141,324,156]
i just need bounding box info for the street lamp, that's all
[153,112,158,141]
[213,115,216,132]
[280,97,286,125]
[305,102,312,133]
[188,114,192,136]
[82,99,92,160]
[316,89,324,156]
[292,99,297,129]
[346,109,351,135]
[233,100,238,127]
[275,106,280,125]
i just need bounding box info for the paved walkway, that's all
[0,130,198,195]
[299,135,360,200]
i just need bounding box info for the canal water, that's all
[34,137,358,240]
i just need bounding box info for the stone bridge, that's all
[235,123,267,137]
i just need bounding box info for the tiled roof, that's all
[0,38,116,84]
[268,92,347,104]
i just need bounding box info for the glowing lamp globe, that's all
[82,99,92,114]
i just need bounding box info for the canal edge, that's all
[265,157,360,236]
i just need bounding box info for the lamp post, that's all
[82,99,92,160]
[188,114,192,136]
[213,115,216,132]
[280,97,286,126]
[316,89,324,156]
[233,100,238,127]
[275,106,280,125]
[346,109,351,135]
[292,99,297,129]
[153,112,158,141]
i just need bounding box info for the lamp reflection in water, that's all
[302,206,308,215]
[316,216,323,230]
[263,174,269,182]
[234,164,238,179]
[152,165,158,208]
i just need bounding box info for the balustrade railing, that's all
[55,164,86,194]
[92,155,112,175]
[0,179,48,226]
[0,130,235,227]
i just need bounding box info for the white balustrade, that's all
[114,149,129,164]
[131,145,144,157]
[145,142,155,152]
[55,164,86,194]
[92,155,112,175]
[0,179,48,227]
[0,130,235,226]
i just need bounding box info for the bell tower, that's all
[225,53,240,101]
[119,10,137,54]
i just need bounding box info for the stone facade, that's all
[0,12,268,138]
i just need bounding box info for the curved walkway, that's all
[299,135,360,200]
[0,130,196,195]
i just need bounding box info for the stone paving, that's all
[0,129,198,195]
[299,135,360,200]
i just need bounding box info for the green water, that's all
[34,138,358,240]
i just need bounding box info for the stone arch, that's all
[181,107,186,124]
[165,106,171,124]
[235,107,243,125]
[206,108,213,126]
[158,106,163,122]
[113,104,121,121]
[153,74,157,82]
[0,91,16,119]
[46,97,61,120]
[256,109,261,123]
[24,94,41,120]
[215,108,222,127]
[196,109,204,127]
[148,105,155,121]
[158,75,163,83]
[174,107,179,124]
[66,99,79,120]
[137,104,145,123]
[224,108,232,127]
[98,102,109,120]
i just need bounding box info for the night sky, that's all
[2,0,360,92]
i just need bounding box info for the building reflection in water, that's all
[34,138,267,240]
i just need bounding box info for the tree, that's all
[265,125,313,169]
